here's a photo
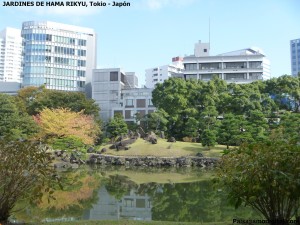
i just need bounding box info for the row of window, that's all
[23,33,87,46]
[125,99,153,107]
[25,44,86,56]
[23,66,86,77]
[44,78,85,88]
[184,61,263,70]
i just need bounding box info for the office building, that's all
[182,41,271,83]
[291,38,300,76]
[21,21,96,93]
[145,56,184,88]
[0,27,23,83]
[92,68,155,122]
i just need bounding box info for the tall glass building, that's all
[291,38,300,77]
[21,21,96,92]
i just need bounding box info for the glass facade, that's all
[291,39,300,76]
[21,21,92,91]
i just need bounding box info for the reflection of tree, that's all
[13,167,261,223]
[13,168,101,222]
[104,175,138,200]
[150,180,260,222]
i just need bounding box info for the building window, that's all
[185,63,197,71]
[136,99,146,108]
[204,49,207,52]
[200,63,220,70]
[126,99,134,107]
[225,73,245,80]
[78,39,86,46]
[110,72,118,81]
[77,60,86,67]
[224,62,246,69]
[78,49,86,56]
[249,61,262,69]
[125,110,133,119]
[148,99,153,106]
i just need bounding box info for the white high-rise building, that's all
[0,27,23,83]
[145,57,184,88]
[21,21,97,93]
[291,38,300,76]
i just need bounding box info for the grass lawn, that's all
[41,220,231,225]
[99,138,227,158]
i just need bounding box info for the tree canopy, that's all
[217,140,300,224]
[151,75,300,145]
[33,108,101,145]
[0,93,38,140]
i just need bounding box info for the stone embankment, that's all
[86,154,218,168]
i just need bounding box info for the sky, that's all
[0,0,299,86]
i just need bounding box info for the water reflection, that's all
[84,185,152,221]
[13,166,260,223]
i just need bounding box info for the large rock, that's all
[87,147,95,153]
[167,137,176,142]
[196,152,204,157]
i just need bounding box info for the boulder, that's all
[196,152,204,157]
[167,137,176,142]
[151,138,157,144]
[101,148,107,153]
[87,147,95,153]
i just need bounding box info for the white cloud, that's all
[143,0,196,10]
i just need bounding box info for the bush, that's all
[217,140,300,224]
[0,138,60,223]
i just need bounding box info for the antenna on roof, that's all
[209,17,211,50]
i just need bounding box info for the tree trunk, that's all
[0,205,10,224]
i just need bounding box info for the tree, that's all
[0,93,38,140]
[201,129,217,149]
[146,109,168,133]
[106,113,128,141]
[34,108,100,145]
[279,112,300,144]
[0,138,60,223]
[217,140,300,225]
[16,86,100,118]
[217,114,249,149]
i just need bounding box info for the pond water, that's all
[12,166,261,223]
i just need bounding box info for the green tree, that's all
[106,113,128,141]
[0,93,38,140]
[279,112,300,144]
[217,140,300,225]
[201,129,217,149]
[217,114,249,149]
[16,86,100,118]
[0,138,60,223]
[246,109,269,142]
[145,109,169,133]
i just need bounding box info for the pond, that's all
[12,166,261,223]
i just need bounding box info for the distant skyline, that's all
[0,0,299,86]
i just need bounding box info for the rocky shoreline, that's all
[87,154,218,167]
[52,150,219,168]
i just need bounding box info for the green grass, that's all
[99,138,226,158]
[40,220,231,225]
